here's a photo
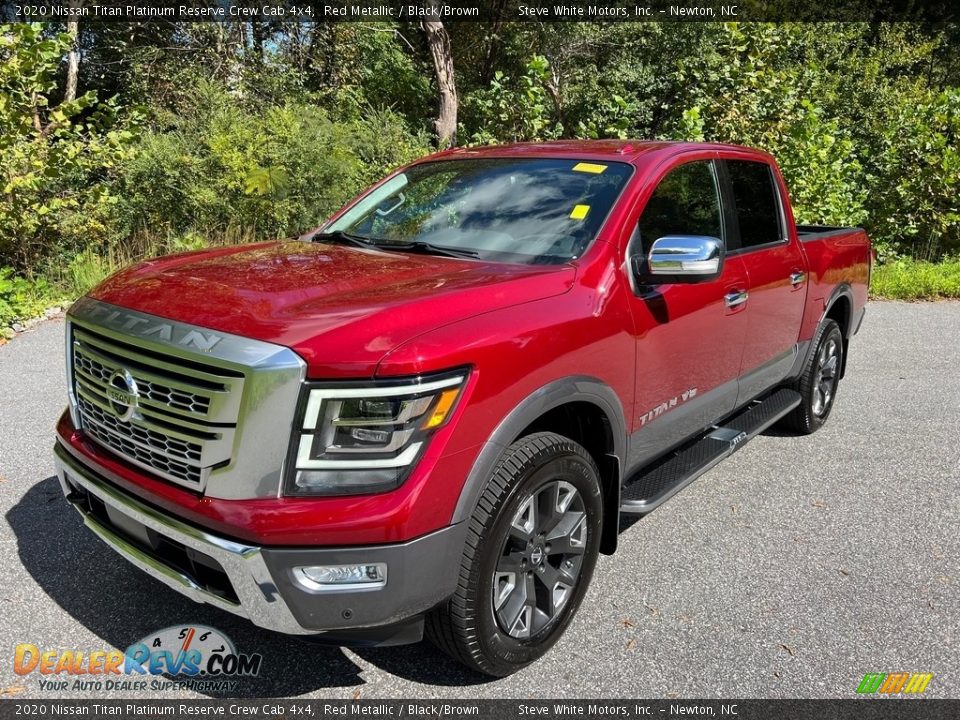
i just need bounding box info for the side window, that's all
[636,161,723,254]
[726,160,783,249]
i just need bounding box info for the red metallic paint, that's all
[64,141,870,548]
[90,241,576,378]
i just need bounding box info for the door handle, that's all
[789,271,807,287]
[724,289,748,309]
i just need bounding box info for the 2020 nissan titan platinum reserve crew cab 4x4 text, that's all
[54,141,870,676]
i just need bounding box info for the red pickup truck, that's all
[54,141,870,676]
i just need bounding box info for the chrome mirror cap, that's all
[647,235,723,276]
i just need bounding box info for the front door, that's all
[623,158,749,472]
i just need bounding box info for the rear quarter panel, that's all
[798,229,871,341]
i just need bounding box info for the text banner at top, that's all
[1,0,958,23]
[0,700,958,719]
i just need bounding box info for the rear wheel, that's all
[426,432,603,676]
[781,319,843,434]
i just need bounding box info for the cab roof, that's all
[436,139,767,165]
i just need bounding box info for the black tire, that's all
[425,432,603,677]
[781,319,843,434]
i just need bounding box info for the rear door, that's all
[623,158,749,471]
[720,158,807,402]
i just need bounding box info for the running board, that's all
[619,388,801,515]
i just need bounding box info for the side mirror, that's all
[632,235,724,285]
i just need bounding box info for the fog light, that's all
[293,563,387,591]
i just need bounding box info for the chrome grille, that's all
[70,325,243,492]
[79,397,204,485]
[78,396,203,463]
[74,350,211,415]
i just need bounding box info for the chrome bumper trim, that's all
[55,443,313,635]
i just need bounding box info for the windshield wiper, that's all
[315,232,479,260]
[389,241,480,260]
[313,230,379,249]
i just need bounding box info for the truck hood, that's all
[89,240,576,376]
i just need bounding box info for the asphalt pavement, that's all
[0,301,957,699]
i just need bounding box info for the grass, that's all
[1,248,128,337]
[870,258,960,300]
[1,227,257,337]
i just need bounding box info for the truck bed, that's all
[796,224,865,241]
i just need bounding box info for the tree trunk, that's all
[480,0,508,84]
[65,18,80,102]
[252,20,265,64]
[30,92,42,133]
[421,13,458,148]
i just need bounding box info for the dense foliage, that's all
[0,25,136,272]
[1,20,960,328]
[115,84,426,248]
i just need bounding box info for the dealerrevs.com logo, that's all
[14,625,262,693]
[856,672,933,695]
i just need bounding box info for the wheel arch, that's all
[452,377,626,555]
[823,284,854,378]
[791,284,855,382]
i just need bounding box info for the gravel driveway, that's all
[0,301,957,699]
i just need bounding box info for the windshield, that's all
[324,157,633,264]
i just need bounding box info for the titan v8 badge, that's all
[637,387,699,427]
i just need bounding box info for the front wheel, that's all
[781,318,843,434]
[426,432,603,676]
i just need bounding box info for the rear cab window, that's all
[724,160,785,251]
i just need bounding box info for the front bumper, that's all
[54,443,467,643]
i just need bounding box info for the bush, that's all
[663,24,870,229]
[0,267,59,329]
[65,249,114,296]
[463,56,564,143]
[111,82,429,248]
[869,90,960,260]
[870,258,960,300]
[0,24,138,273]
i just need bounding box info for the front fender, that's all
[451,376,626,527]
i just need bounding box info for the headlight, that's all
[284,370,467,496]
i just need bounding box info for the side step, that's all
[620,388,801,515]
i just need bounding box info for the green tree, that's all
[0,23,137,272]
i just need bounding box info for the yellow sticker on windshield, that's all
[570,204,590,220]
[572,162,607,174]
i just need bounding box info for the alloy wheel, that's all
[812,337,839,416]
[491,480,587,639]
